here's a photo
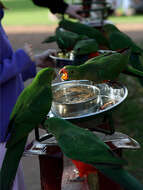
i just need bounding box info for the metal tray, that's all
[49,80,128,120]
[24,131,140,156]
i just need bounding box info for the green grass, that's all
[2,0,58,26]
[109,15,143,24]
[2,0,143,26]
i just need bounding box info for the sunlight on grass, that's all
[2,0,143,26]
[2,0,58,26]
[2,10,58,26]
[109,15,143,24]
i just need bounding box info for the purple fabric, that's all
[0,143,26,190]
[0,8,36,142]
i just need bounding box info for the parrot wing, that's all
[59,19,110,48]
[56,27,84,51]
[45,118,126,166]
[108,31,132,51]
[73,39,98,56]
[6,86,52,149]
[44,117,143,190]
[108,30,142,54]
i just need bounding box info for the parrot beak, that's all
[59,67,68,80]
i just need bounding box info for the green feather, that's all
[59,19,110,48]
[74,39,98,56]
[103,23,143,54]
[44,117,143,190]
[62,48,131,83]
[44,118,126,166]
[0,68,55,190]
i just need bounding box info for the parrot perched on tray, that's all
[73,39,100,66]
[44,117,143,190]
[0,67,56,190]
[59,19,110,49]
[103,23,143,86]
[43,27,87,52]
[59,48,143,83]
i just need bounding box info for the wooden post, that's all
[39,146,63,190]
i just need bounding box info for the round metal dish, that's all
[49,80,128,120]
[51,81,101,118]
[49,52,74,68]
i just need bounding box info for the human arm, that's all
[32,0,83,20]
[32,0,68,14]
[0,49,36,85]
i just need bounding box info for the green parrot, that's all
[73,39,99,66]
[73,39,99,56]
[44,117,143,190]
[43,27,87,52]
[59,48,143,83]
[103,23,143,86]
[102,23,142,54]
[0,67,56,190]
[59,19,110,48]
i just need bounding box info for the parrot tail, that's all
[0,136,27,190]
[123,65,143,78]
[96,166,143,190]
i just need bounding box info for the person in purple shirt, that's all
[0,2,56,189]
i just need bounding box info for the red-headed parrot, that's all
[0,67,56,190]
[44,117,143,190]
[59,48,143,83]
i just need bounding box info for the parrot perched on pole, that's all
[59,48,143,83]
[44,117,143,190]
[43,27,87,52]
[0,67,56,190]
[102,23,143,86]
[59,19,110,49]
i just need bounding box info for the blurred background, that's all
[2,0,143,189]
